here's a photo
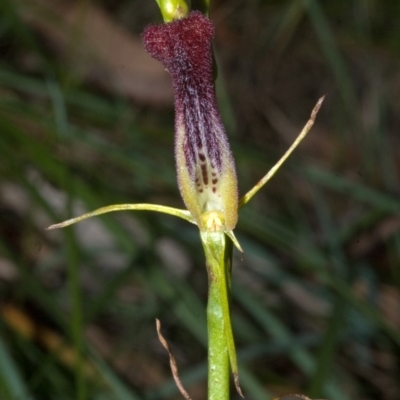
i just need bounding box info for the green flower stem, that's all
[201,231,243,400]
[206,266,230,400]
[155,0,189,22]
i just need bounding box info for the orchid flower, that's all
[47,2,324,399]
[142,12,238,235]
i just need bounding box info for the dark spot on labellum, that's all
[201,164,208,185]
[199,153,206,162]
[212,187,216,193]
[212,178,218,184]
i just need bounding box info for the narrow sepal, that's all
[239,96,325,208]
[46,204,195,230]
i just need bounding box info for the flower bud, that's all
[142,11,238,231]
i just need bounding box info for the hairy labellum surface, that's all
[142,11,238,231]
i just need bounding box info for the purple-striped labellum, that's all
[142,11,238,231]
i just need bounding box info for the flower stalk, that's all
[47,4,324,399]
[201,230,242,398]
[154,0,189,22]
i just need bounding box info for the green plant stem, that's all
[202,231,241,400]
[66,227,85,400]
[64,181,86,400]
[207,268,230,400]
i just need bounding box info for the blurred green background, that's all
[0,0,399,399]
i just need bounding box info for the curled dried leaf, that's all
[156,319,192,400]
